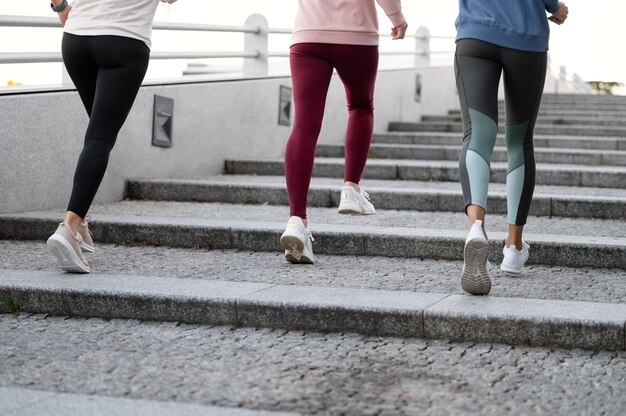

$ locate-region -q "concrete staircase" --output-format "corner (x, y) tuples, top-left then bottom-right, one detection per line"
(1, 93), (626, 351)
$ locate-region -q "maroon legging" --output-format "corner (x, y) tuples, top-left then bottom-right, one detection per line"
(285, 42), (379, 219)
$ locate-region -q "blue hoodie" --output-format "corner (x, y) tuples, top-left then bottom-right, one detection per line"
(456, 0), (560, 52)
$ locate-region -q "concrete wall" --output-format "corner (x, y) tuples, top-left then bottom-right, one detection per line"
(0, 66), (458, 214)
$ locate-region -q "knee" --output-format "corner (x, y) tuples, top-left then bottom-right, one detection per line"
(347, 100), (374, 112)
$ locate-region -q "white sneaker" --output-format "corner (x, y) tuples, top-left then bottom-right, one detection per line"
(47, 223), (90, 273)
(280, 216), (315, 264)
(461, 220), (491, 295)
(500, 242), (530, 274)
(337, 185), (375, 215)
(78, 215), (95, 253)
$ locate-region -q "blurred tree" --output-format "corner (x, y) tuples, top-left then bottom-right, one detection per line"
(587, 81), (624, 95)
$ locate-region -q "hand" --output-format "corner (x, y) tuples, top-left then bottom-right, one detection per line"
(391, 21), (408, 40)
(57, 4), (71, 26)
(549, 2), (568, 25)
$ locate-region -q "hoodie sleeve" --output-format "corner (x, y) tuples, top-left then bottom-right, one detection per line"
(544, 0), (560, 14)
(377, 0), (406, 27)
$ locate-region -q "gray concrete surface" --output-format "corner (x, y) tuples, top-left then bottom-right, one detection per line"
(373, 132), (626, 151)
(1, 202), (624, 268)
(1, 270), (626, 350)
(0, 68), (437, 215)
(126, 176), (626, 220)
(316, 143), (626, 166)
(1, 241), (625, 304)
(0, 387), (292, 416)
(129, 175), (626, 198)
(225, 158), (626, 188)
(388, 121), (626, 137)
(1, 314), (625, 414)
(422, 114), (626, 127)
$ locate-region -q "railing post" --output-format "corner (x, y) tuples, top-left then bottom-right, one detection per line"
(414, 26), (430, 67)
(61, 66), (74, 87)
(244, 14), (268, 76)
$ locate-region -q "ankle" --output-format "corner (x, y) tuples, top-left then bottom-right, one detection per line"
(63, 212), (83, 235)
(506, 239), (523, 250)
(344, 181), (360, 192)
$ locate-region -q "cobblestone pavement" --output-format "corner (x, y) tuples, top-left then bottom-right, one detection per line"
(1, 242), (625, 304)
(1, 314), (625, 415)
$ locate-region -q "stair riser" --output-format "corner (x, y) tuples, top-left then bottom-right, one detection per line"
(389, 122), (626, 138)
(316, 146), (626, 166)
(1, 217), (623, 269)
(373, 134), (626, 151)
(127, 181), (626, 220)
(423, 115), (626, 127)
(225, 161), (626, 189)
(4, 271), (625, 350)
(452, 110), (626, 117)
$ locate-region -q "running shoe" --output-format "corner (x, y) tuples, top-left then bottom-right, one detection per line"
(78, 215), (95, 253)
(337, 185), (375, 215)
(461, 220), (491, 295)
(47, 222), (90, 273)
(500, 242), (530, 274)
(280, 216), (315, 264)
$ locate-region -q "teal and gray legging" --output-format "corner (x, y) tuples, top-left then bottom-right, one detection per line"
(455, 38), (547, 226)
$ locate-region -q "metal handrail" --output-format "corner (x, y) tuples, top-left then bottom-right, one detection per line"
(0, 15), (453, 67)
(0, 15), (259, 33)
(0, 51), (259, 64)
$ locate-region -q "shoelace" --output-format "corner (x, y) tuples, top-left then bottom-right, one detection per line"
(307, 232), (315, 243)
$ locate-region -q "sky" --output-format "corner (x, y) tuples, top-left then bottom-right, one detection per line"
(1, 0), (625, 88)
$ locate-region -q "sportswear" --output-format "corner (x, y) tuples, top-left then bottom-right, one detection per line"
(293, 0), (405, 46)
(63, 0), (161, 48)
(455, 0), (560, 52)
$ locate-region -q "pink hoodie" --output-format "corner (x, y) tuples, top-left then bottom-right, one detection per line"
(292, 0), (405, 46)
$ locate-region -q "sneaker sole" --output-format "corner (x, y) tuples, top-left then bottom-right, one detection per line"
(285, 250), (301, 264)
(461, 238), (491, 295)
(47, 235), (90, 274)
(285, 252), (315, 264)
(500, 254), (529, 275)
(280, 234), (304, 253)
(500, 263), (523, 275)
(281, 234), (305, 264)
(338, 203), (375, 216)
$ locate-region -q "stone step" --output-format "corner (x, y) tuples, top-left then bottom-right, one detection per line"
(540, 93), (626, 102)
(2, 269), (626, 351)
(513, 102), (626, 111)
(388, 122), (626, 138)
(535, 104), (626, 111)
(423, 114), (626, 127)
(373, 132), (626, 151)
(225, 158), (626, 188)
(543, 92), (626, 98)
(0, 387), (287, 416)
(449, 109), (626, 118)
(3, 310), (626, 413)
(316, 143), (626, 166)
(1, 205), (624, 268)
(4, 240), (624, 305)
(126, 176), (626, 220)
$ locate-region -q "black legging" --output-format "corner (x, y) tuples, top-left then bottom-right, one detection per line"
(62, 33), (150, 219)
(455, 39), (547, 226)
